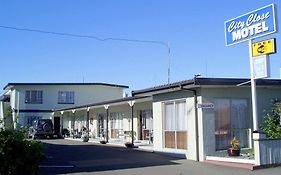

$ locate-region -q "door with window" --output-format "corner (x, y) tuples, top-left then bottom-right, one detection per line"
(54, 117), (61, 134)
(110, 112), (123, 139)
(164, 100), (187, 150)
(139, 109), (153, 141)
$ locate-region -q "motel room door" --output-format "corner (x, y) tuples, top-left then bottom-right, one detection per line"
(54, 116), (61, 134)
(138, 110), (153, 142)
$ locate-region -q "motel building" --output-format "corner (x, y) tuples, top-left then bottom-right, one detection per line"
(0, 82), (129, 131)
(2, 77), (281, 167)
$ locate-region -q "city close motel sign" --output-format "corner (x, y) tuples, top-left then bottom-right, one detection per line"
(224, 4), (277, 132)
(225, 4), (277, 46)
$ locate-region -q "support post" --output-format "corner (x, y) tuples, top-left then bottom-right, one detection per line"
(60, 111), (64, 136)
(128, 101), (135, 144)
(104, 105), (109, 143)
(72, 110), (76, 138)
(86, 107), (90, 136)
(249, 40), (259, 132)
(131, 105), (134, 144)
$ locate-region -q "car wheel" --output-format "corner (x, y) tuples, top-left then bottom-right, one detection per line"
(43, 123), (52, 132)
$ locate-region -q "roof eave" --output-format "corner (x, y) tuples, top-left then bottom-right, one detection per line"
(3, 83), (129, 90)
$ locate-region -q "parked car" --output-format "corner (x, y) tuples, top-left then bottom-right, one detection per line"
(29, 119), (54, 139)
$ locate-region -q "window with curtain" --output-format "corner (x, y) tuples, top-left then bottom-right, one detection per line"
(58, 91), (75, 104)
(164, 100), (187, 150)
(214, 98), (250, 150)
(25, 90), (43, 104)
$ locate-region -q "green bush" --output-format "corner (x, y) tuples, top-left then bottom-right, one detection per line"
(261, 99), (281, 139)
(0, 129), (46, 175)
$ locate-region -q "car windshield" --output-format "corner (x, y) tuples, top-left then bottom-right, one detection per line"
(37, 120), (51, 125)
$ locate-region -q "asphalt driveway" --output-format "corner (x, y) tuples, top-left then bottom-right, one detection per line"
(39, 139), (281, 175)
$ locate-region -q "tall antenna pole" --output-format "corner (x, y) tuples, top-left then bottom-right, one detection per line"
(167, 43), (171, 84)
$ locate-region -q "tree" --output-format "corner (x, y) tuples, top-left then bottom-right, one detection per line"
(3, 105), (13, 129)
(261, 99), (281, 138)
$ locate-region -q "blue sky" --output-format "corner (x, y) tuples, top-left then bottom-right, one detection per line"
(0, 0), (280, 94)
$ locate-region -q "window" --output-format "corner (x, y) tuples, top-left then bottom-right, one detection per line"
(164, 100), (187, 150)
(214, 99), (250, 150)
(25, 90), (43, 104)
(58, 91), (74, 104)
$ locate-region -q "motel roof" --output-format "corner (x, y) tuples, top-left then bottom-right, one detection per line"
(55, 95), (151, 112)
(132, 77), (281, 96)
(4, 82), (129, 90)
(54, 77), (281, 112)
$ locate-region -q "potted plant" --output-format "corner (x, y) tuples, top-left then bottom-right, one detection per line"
(81, 127), (89, 142)
(99, 132), (107, 144)
(227, 137), (240, 156)
(82, 134), (89, 142)
(100, 140), (107, 144)
(124, 141), (134, 148)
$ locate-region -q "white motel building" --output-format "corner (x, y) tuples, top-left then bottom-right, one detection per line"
(1, 77), (281, 166)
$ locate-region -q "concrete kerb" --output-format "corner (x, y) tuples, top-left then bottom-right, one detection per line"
(64, 137), (155, 153)
(64, 137), (189, 160)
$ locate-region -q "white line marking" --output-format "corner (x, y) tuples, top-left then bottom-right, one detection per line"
(39, 165), (74, 168)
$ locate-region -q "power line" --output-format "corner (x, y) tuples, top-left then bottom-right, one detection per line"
(0, 25), (171, 83)
(0, 25), (169, 47)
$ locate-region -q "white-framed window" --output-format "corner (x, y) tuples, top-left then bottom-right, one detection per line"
(58, 91), (75, 104)
(25, 90), (43, 104)
(214, 98), (250, 150)
(163, 100), (187, 150)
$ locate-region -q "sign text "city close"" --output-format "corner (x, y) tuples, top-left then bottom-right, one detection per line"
(225, 4), (276, 46)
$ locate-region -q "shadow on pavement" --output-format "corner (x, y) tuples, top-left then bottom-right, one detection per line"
(40, 139), (182, 175)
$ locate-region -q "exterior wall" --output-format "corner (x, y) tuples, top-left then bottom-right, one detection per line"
(153, 102), (163, 150)
(0, 101), (4, 128)
(152, 90), (194, 157)
(12, 85), (124, 110)
(151, 86), (281, 161)
(186, 96), (197, 160)
(7, 85), (125, 128)
(17, 112), (52, 127)
(200, 86), (281, 160)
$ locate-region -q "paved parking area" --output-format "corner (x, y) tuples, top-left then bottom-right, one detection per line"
(40, 139), (281, 175)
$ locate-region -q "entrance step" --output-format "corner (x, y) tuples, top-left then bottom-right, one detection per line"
(205, 156), (256, 170)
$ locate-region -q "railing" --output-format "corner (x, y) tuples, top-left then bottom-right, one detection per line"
(255, 138), (281, 165)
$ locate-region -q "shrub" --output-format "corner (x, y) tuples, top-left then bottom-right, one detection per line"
(261, 99), (281, 138)
(0, 129), (46, 175)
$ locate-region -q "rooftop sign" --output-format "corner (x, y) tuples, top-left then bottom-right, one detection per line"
(225, 4), (277, 46)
